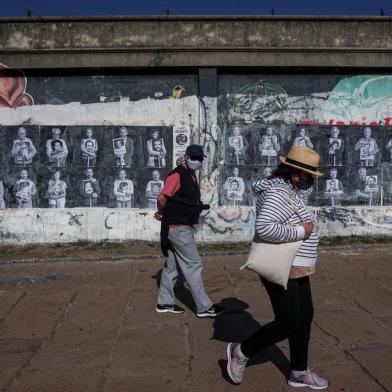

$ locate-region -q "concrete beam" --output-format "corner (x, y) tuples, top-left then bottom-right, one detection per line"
(1, 16), (392, 69)
(1, 48), (392, 69)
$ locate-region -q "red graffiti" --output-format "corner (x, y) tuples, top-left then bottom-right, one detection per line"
(302, 117), (392, 127)
(0, 63), (34, 109)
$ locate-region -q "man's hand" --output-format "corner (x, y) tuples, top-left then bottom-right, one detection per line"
(154, 211), (163, 221)
(299, 221), (314, 240)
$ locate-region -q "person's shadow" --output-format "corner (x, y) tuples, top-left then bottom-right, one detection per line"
(211, 297), (290, 384)
(151, 273), (290, 384)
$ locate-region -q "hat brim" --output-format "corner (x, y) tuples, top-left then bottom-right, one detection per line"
(279, 156), (324, 177)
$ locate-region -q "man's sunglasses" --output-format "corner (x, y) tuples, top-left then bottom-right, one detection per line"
(189, 155), (204, 162)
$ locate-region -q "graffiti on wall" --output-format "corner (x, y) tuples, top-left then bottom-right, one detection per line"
(3, 65), (392, 240)
(0, 64), (201, 212)
(0, 63), (34, 109)
(200, 73), (392, 235)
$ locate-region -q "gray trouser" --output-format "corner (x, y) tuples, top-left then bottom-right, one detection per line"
(157, 226), (213, 313)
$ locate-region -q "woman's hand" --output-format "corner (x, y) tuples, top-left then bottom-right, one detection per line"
(299, 221), (314, 239)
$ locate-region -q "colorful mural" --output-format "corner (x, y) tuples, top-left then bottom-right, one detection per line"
(2, 65), (392, 242)
(0, 63), (34, 109)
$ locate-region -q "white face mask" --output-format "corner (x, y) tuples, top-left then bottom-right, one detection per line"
(187, 159), (202, 171)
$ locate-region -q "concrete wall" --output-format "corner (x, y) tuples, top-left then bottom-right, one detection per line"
(1, 16), (392, 68)
(1, 16), (392, 244)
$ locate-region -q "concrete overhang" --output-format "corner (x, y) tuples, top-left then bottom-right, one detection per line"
(1, 15), (391, 69)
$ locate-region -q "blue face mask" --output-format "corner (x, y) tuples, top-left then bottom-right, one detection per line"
(187, 159), (202, 171)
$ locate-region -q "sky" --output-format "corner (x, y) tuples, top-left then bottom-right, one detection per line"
(1, 0), (391, 17)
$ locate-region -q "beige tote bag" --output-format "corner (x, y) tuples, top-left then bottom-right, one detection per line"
(240, 192), (305, 289)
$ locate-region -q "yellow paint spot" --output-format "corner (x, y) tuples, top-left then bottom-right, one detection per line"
(172, 85), (185, 99)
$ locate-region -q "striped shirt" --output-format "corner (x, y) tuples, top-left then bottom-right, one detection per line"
(252, 178), (318, 268)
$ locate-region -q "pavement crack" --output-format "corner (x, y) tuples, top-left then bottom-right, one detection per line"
(94, 270), (139, 392)
(312, 319), (340, 346)
(0, 291), (26, 334)
(344, 349), (391, 392)
(183, 319), (194, 392)
(223, 265), (240, 299)
(374, 277), (392, 293)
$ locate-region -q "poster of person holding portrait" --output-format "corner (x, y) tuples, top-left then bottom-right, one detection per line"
(13, 169), (36, 208)
(147, 129), (167, 168)
(228, 124), (248, 165)
(81, 128), (98, 167)
(258, 126), (280, 165)
(223, 167), (245, 206)
(47, 170), (67, 208)
(327, 126), (345, 166)
(79, 168), (101, 207)
(113, 169), (134, 208)
(113, 127), (134, 168)
(145, 170), (164, 208)
(11, 127), (37, 166)
(46, 128), (68, 168)
(354, 127), (379, 167)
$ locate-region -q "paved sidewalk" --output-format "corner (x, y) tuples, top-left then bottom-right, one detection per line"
(0, 246), (391, 392)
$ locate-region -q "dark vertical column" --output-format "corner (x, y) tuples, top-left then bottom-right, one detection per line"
(198, 68), (218, 98)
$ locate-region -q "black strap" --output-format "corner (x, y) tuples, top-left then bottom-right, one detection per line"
(285, 157), (317, 172)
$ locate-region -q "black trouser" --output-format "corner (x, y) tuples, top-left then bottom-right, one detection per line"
(241, 276), (314, 371)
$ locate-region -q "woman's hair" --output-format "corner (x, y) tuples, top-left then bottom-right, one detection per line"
(269, 163), (297, 182)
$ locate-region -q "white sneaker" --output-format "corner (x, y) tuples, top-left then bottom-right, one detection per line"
(226, 343), (248, 384)
(288, 368), (329, 389)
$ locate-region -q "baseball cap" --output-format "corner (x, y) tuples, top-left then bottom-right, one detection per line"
(185, 144), (206, 157)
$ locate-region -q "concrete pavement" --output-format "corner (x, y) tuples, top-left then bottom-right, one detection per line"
(0, 245), (391, 392)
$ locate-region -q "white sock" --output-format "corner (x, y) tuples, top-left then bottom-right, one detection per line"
(292, 369), (308, 377)
(234, 344), (248, 360)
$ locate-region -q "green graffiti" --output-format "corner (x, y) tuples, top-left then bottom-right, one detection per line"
(325, 75), (392, 124)
(230, 80), (289, 123)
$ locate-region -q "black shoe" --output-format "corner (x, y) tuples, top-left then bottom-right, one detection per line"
(156, 304), (185, 314)
(196, 304), (225, 318)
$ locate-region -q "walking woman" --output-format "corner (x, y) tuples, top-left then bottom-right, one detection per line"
(226, 146), (328, 389)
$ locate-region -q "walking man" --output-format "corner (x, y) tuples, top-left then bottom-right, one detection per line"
(154, 144), (225, 318)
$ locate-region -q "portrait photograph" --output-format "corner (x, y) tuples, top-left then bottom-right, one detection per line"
(40, 126), (69, 168)
(111, 127), (136, 168)
(225, 123), (251, 165)
(220, 166), (251, 206)
(12, 140), (35, 166)
(47, 171), (67, 208)
(144, 169), (165, 209)
(353, 126), (381, 167)
(325, 179), (341, 195)
(146, 129), (167, 168)
(7, 126), (39, 168)
(252, 125), (282, 166)
(365, 175), (378, 193)
(113, 138), (126, 155)
(83, 180), (94, 195)
(11, 169), (37, 208)
(143, 127), (172, 169)
(312, 126), (346, 167)
(113, 171), (134, 208)
(292, 128), (314, 149)
(78, 168), (101, 207)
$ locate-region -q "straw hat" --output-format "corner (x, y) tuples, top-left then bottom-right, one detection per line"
(279, 146), (323, 177)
